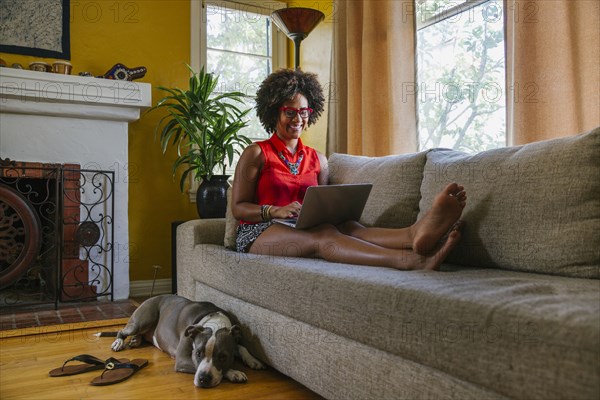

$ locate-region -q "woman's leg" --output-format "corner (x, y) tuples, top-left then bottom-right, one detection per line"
(336, 183), (467, 254)
(248, 222), (462, 271)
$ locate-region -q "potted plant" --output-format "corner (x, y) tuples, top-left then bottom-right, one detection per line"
(150, 66), (252, 218)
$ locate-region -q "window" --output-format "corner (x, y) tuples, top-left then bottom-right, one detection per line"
(190, 0), (286, 197)
(416, 0), (506, 153)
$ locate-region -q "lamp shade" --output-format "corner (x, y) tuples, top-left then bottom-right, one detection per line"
(271, 7), (325, 40)
(271, 7), (325, 69)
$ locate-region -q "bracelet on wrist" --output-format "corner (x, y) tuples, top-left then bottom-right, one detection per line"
(260, 205), (267, 221)
(261, 205), (273, 222)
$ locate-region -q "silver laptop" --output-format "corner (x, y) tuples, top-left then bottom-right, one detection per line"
(273, 183), (373, 230)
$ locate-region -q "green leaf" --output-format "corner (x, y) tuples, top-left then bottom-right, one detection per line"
(151, 64), (252, 192)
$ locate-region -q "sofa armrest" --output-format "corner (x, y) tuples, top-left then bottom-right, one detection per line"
(176, 219), (226, 298)
(177, 219), (226, 248)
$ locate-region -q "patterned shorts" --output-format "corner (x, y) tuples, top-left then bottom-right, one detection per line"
(235, 222), (273, 253)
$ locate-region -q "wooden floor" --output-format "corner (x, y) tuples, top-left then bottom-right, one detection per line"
(0, 321), (323, 400)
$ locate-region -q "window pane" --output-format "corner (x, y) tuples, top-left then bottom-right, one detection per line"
(207, 49), (269, 96)
(205, 2), (275, 144)
(242, 98), (269, 140)
(206, 4), (271, 56)
(417, 1), (505, 152)
(207, 48), (270, 141)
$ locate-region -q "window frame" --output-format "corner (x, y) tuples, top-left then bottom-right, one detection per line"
(416, 0), (493, 30)
(189, 0), (287, 200)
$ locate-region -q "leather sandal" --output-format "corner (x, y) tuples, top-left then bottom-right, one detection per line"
(90, 358), (148, 386)
(49, 354), (130, 377)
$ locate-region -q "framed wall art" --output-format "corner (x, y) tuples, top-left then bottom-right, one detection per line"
(0, 0), (70, 59)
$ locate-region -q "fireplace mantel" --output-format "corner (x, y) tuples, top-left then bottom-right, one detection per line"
(0, 68), (152, 300)
(0, 68), (151, 121)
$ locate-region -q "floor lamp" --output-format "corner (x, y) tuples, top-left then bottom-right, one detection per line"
(271, 7), (325, 70)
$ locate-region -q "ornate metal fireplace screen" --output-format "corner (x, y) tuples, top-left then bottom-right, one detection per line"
(0, 160), (115, 308)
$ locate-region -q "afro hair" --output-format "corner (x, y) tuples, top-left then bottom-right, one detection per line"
(255, 69), (325, 133)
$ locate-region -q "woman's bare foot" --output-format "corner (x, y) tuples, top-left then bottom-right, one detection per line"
(411, 183), (466, 255)
(396, 223), (463, 270)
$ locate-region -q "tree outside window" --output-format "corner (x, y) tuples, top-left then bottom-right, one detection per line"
(416, 0), (506, 153)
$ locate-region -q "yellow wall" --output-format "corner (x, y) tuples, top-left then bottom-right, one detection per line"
(1, 1), (198, 283)
(1, 0), (333, 287)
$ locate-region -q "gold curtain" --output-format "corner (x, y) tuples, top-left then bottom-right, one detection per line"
(505, 0), (600, 144)
(327, 0), (418, 156)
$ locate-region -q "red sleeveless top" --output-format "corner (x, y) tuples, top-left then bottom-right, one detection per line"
(243, 134), (320, 224)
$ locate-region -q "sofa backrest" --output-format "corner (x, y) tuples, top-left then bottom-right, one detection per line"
(225, 127), (599, 279)
(328, 152), (427, 228)
(418, 127), (600, 279)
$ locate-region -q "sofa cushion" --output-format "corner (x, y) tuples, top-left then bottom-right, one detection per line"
(180, 242), (600, 400)
(418, 127), (600, 279)
(328, 152), (427, 228)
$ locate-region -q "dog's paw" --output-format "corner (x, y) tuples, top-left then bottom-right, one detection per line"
(238, 345), (266, 370)
(245, 357), (266, 370)
(175, 365), (196, 374)
(225, 369), (248, 383)
(111, 338), (125, 351)
(174, 360), (196, 374)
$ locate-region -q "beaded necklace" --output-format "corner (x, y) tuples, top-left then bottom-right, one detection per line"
(278, 151), (304, 175)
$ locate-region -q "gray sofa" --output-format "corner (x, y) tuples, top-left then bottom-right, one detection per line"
(177, 127), (599, 400)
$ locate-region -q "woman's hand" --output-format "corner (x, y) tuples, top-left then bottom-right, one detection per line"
(270, 201), (302, 219)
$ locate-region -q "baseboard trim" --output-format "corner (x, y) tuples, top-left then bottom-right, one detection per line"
(129, 278), (172, 298)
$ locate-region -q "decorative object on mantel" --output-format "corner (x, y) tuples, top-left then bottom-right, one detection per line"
(100, 63), (147, 81)
(270, 7), (325, 70)
(0, 59), (69, 71)
(52, 60), (72, 74)
(29, 61), (51, 72)
(148, 65), (251, 218)
(79, 71), (93, 77)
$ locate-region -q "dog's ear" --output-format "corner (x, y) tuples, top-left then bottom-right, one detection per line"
(185, 325), (204, 338)
(230, 325), (242, 342)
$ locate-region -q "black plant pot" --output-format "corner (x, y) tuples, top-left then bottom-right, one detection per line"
(196, 175), (230, 219)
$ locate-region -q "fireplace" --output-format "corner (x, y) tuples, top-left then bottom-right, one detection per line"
(1, 160), (115, 306)
(0, 68), (151, 302)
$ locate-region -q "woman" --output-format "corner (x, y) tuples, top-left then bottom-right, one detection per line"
(232, 69), (466, 270)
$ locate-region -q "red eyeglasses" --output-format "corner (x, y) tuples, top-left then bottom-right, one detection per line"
(279, 106), (313, 119)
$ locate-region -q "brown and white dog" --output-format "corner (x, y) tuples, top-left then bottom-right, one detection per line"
(99, 295), (265, 387)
